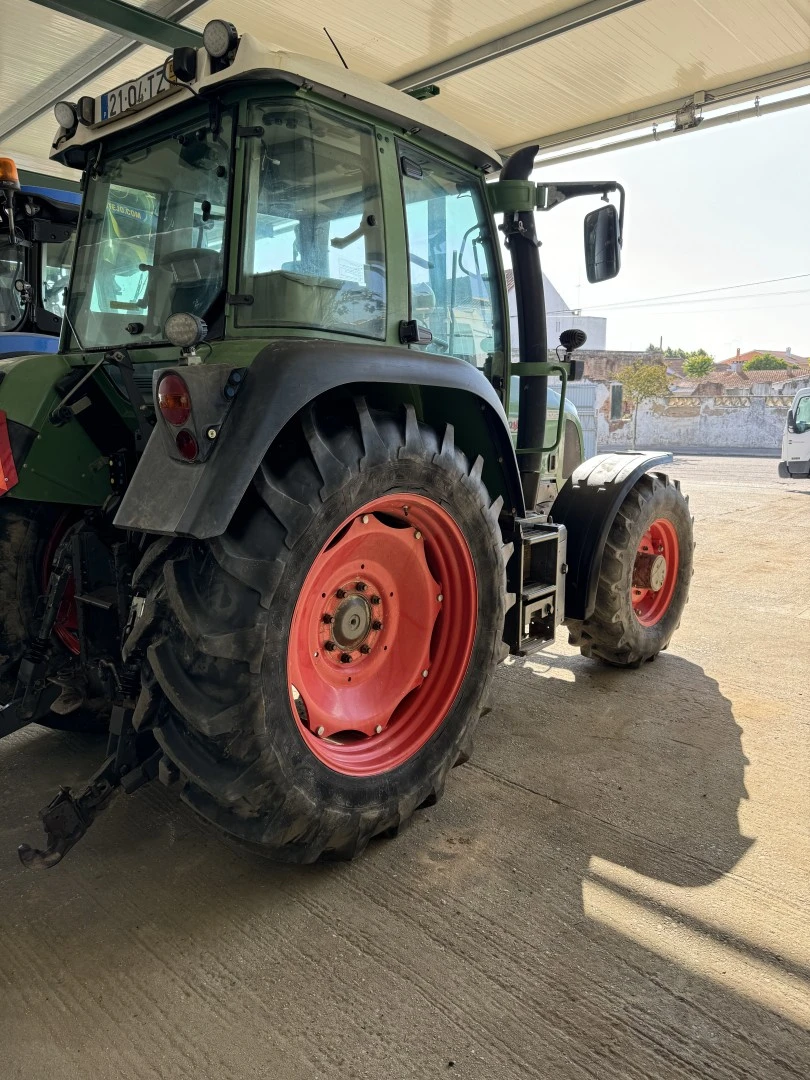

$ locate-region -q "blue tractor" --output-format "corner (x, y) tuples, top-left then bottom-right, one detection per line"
(0, 157), (80, 359)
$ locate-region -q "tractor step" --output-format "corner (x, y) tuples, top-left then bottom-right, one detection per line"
(504, 515), (567, 657)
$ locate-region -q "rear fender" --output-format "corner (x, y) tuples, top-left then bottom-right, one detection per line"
(114, 339), (524, 537)
(550, 451), (673, 621)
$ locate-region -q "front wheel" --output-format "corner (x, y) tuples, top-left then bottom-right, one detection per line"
(127, 399), (509, 862)
(567, 472), (693, 666)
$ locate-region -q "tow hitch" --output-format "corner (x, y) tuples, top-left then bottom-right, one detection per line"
(18, 698), (160, 870)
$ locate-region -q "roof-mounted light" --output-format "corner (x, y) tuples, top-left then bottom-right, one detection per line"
(53, 100), (78, 133)
(0, 157), (20, 191)
(203, 19), (238, 59)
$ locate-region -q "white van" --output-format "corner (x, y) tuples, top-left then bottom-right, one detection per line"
(779, 387), (810, 477)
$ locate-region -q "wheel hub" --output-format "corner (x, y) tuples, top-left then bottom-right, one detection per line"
(331, 592), (372, 649)
(632, 553), (667, 592)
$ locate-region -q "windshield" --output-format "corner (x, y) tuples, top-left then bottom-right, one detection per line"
(67, 113), (232, 350)
(42, 235), (75, 320)
(0, 241), (25, 331)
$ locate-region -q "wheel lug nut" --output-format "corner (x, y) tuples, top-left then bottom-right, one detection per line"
(414, 529), (422, 540)
(422, 669), (429, 678)
(359, 644), (371, 654)
(324, 641), (336, 651)
(317, 725), (325, 737)
(322, 613), (333, 624)
(336, 588), (346, 599)
(370, 594), (381, 605)
(355, 581), (367, 591)
(340, 653), (352, 664)
(375, 725), (383, 734)
(372, 620), (383, 631)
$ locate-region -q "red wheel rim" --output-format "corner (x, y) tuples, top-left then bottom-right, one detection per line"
(631, 517), (679, 627)
(42, 514), (80, 656)
(287, 494), (477, 777)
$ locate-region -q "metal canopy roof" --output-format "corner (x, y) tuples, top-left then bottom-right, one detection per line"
(2, 0), (809, 180)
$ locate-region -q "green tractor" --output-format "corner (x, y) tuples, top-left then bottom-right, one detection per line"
(0, 24), (693, 867)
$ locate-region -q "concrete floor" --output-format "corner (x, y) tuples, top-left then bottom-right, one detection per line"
(1, 455), (808, 1079)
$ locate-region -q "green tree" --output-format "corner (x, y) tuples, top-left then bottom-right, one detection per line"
(683, 355), (714, 378)
(682, 349), (715, 378)
(664, 345), (687, 358)
(618, 360), (671, 449)
(742, 352), (791, 371)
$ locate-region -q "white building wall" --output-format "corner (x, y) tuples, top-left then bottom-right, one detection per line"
(507, 273), (607, 359)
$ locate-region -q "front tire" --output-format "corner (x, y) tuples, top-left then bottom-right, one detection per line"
(127, 399), (509, 862)
(567, 472), (693, 666)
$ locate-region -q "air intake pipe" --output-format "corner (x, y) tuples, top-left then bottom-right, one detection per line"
(501, 145), (546, 510)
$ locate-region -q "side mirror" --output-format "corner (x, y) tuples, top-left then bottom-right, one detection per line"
(584, 203), (621, 283)
(787, 409), (796, 433)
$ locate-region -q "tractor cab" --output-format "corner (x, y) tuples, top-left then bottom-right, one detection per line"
(0, 158), (80, 359)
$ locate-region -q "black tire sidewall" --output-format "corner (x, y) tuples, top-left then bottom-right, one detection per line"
(606, 481), (693, 655)
(256, 455), (502, 814)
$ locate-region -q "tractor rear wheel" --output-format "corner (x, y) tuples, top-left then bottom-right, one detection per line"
(0, 500), (104, 730)
(126, 399), (509, 862)
(567, 472), (693, 667)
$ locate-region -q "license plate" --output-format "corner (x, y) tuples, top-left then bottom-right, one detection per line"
(99, 60), (178, 123)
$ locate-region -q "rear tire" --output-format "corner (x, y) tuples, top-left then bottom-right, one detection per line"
(0, 499), (104, 731)
(567, 472), (693, 667)
(126, 399), (510, 862)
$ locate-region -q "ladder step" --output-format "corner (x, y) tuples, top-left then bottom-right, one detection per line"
(74, 586), (117, 611)
(521, 528), (558, 546)
(521, 582), (556, 604)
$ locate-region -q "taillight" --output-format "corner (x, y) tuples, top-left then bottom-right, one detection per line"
(175, 429), (199, 461)
(157, 373), (191, 426)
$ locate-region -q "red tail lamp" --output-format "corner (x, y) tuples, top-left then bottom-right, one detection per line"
(175, 429), (199, 461)
(157, 373), (191, 426)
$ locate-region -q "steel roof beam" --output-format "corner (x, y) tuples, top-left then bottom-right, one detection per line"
(0, 0), (207, 143)
(30, 0), (203, 51)
(499, 60), (810, 158)
(390, 0), (649, 92)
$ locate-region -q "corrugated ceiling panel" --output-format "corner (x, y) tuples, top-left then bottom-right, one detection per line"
(430, 0), (810, 149)
(1, 0), (808, 175)
(183, 0), (574, 83)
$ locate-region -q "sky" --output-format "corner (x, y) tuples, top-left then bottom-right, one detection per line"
(529, 102), (810, 363)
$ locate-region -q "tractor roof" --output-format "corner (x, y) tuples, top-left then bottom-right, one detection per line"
(50, 33), (502, 173)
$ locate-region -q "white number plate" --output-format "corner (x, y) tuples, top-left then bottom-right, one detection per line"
(99, 60), (178, 123)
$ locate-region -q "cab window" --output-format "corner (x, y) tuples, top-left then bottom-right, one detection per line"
(794, 395), (810, 430)
(238, 103), (385, 338)
(399, 146), (501, 368)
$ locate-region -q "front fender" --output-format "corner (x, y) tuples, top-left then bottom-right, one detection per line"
(114, 339), (524, 537)
(550, 451), (673, 621)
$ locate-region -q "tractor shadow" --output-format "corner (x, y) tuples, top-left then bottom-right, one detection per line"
(1, 652), (808, 1077)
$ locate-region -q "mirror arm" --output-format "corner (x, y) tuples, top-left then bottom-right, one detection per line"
(538, 181), (625, 242)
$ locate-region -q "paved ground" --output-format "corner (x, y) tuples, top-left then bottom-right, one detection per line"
(1, 456), (808, 1079)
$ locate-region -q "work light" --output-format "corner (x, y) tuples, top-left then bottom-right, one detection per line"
(203, 20), (238, 59)
(164, 312), (208, 349)
(53, 101), (78, 133)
